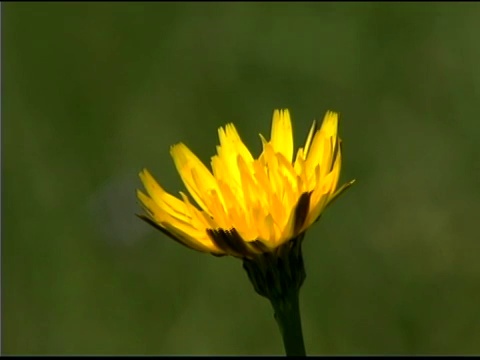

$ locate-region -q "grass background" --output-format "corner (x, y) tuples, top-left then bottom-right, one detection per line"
(3, 2), (480, 355)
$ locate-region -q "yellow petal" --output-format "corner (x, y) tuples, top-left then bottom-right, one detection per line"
(177, 191), (216, 230)
(303, 119), (317, 157)
(319, 111), (338, 138)
(162, 221), (221, 254)
(306, 167), (338, 227)
(223, 123), (254, 164)
(139, 169), (189, 222)
(257, 213), (277, 247)
(137, 188), (220, 253)
(215, 123), (254, 186)
(305, 112), (338, 183)
(327, 142), (342, 196)
(270, 109), (294, 163)
(276, 152), (299, 195)
(137, 189), (165, 221)
(170, 143), (222, 213)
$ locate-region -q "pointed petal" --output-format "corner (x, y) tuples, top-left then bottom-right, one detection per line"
(326, 179), (356, 209)
(305, 112), (338, 182)
(136, 189), (167, 222)
(170, 143), (221, 213)
(270, 109), (294, 163)
(162, 221), (222, 254)
(139, 169), (190, 222)
(303, 119), (318, 157)
(136, 189), (221, 254)
(319, 111), (338, 138)
(215, 123), (254, 186)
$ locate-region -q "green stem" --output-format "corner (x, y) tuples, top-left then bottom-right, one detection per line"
(270, 290), (306, 357)
(241, 232), (307, 356)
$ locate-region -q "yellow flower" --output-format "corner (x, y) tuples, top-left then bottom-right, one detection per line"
(137, 109), (355, 258)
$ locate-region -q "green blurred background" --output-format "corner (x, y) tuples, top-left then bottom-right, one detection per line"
(4, 2), (480, 355)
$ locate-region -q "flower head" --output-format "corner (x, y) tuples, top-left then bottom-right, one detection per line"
(137, 109), (355, 259)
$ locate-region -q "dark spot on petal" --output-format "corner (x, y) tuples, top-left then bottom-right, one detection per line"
(249, 240), (270, 253)
(294, 192), (311, 234)
(207, 228), (253, 258)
